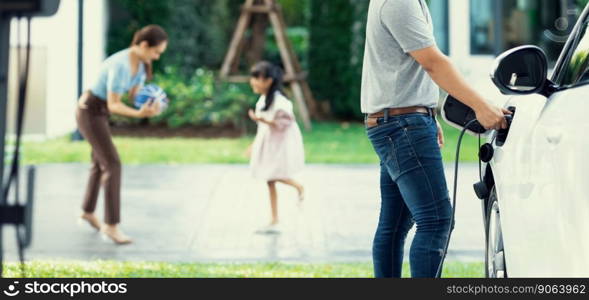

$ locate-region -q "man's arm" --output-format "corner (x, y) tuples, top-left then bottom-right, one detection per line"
(410, 46), (511, 130)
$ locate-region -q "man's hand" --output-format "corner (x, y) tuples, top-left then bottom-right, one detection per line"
(409, 46), (512, 131)
(436, 120), (445, 148)
(474, 101), (512, 130)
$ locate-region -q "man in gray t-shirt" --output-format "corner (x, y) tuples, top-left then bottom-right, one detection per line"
(361, 0), (438, 113)
(362, 0), (510, 278)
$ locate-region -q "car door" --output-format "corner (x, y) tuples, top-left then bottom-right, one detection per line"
(490, 92), (549, 278)
(494, 13), (589, 277)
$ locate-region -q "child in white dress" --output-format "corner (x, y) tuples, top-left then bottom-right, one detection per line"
(247, 61), (305, 233)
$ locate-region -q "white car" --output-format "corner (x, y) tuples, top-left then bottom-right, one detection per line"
(470, 4), (589, 278)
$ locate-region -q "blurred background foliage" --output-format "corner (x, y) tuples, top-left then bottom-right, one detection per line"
(107, 0), (369, 129)
(107, 0), (589, 130)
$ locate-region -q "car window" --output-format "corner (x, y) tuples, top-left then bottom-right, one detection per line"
(561, 21), (589, 87)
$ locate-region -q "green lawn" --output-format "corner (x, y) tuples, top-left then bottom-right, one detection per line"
(4, 261), (484, 278)
(22, 122), (482, 165)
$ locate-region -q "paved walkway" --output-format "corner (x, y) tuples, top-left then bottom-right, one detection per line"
(2, 163), (486, 263)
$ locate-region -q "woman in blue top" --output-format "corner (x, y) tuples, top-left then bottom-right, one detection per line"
(76, 25), (168, 244)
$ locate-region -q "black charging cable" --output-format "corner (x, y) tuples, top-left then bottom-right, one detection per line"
(0, 15), (32, 278)
(435, 115), (513, 278)
(435, 118), (480, 278)
(478, 135), (482, 182)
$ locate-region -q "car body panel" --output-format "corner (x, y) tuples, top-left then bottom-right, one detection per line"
(490, 85), (589, 277)
(491, 86), (589, 276)
(479, 1), (589, 278)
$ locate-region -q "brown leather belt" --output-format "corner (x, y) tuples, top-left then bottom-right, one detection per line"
(365, 106), (435, 128)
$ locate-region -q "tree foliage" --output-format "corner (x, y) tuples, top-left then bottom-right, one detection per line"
(309, 0), (368, 120)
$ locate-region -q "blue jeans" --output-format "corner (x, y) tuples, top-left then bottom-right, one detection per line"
(366, 113), (453, 278)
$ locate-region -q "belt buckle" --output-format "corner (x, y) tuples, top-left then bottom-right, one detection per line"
(426, 107), (436, 118)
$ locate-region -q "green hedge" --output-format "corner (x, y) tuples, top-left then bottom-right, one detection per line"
(111, 68), (256, 131)
(108, 0), (235, 77)
(309, 0), (368, 120)
(265, 27), (309, 70)
(108, 0), (311, 79)
(152, 69), (255, 129)
(107, 0), (313, 130)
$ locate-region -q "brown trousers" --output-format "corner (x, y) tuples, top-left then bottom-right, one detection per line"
(76, 92), (121, 225)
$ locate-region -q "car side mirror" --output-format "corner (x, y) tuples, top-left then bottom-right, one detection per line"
(491, 46), (549, 96)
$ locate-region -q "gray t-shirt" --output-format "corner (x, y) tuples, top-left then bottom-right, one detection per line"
(361, 0), (439, 114)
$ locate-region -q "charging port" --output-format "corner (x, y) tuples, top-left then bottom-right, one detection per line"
(495, 106), (516, 147)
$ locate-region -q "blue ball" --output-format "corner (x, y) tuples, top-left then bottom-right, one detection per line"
(134, 84), (168, 111)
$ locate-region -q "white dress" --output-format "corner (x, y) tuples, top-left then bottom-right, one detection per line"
(250, 92), (305, 180)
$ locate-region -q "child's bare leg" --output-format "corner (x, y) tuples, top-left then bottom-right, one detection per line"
(267, 181), (279, 224)
(276, 179), (304, 201)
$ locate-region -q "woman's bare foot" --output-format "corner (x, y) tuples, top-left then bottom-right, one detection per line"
(101, 225), (133, 245)
(79, 213), (102, 231)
